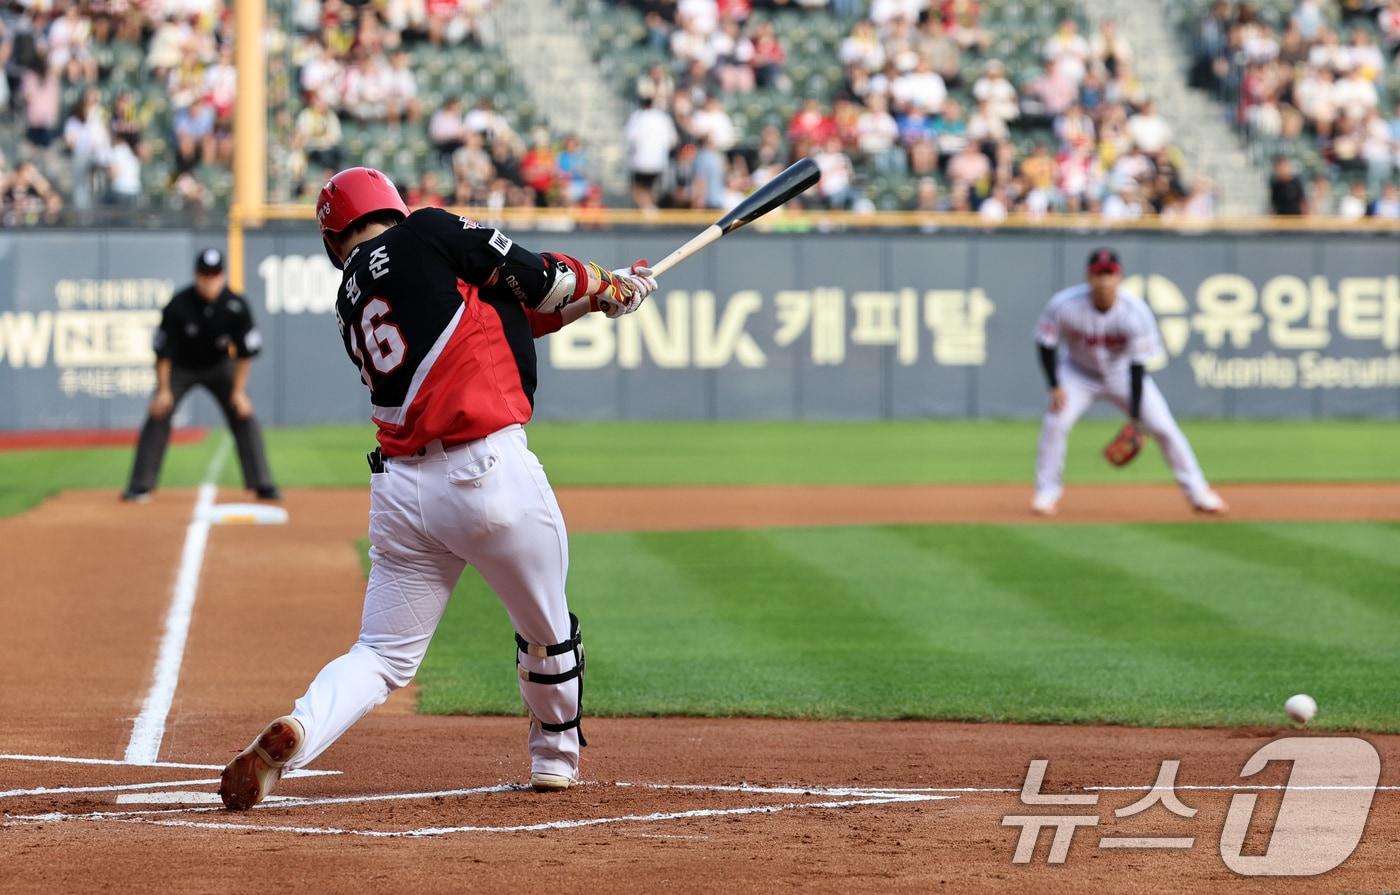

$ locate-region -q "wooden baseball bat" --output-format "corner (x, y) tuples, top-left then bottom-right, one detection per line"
(650, 158), (821, 277)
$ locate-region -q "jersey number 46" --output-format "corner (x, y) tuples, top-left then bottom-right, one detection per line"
(350, 297), (407, 385)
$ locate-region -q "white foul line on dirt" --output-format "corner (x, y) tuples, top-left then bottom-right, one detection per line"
(6, 778), (1395, 838)
(0, 753), (226, 770)
(124, 435), (229, 765)
(6, 793), (949, 838)
(0, 768), (335, 801)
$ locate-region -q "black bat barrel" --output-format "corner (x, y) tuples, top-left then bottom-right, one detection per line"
(715, 158), (821, 234)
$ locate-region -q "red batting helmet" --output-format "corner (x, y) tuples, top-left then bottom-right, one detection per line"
(316, 167), (408, 268)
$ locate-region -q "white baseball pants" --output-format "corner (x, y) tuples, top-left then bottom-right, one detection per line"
(1034, 364), (1212, 505)
(284, 424), (582, 780)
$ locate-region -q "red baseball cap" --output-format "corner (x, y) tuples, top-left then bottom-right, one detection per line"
(1087, 247), (1122, 274)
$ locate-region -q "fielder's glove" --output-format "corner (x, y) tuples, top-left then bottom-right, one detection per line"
(589, 259), (657, 318)
(1103, 422), (1144, 467)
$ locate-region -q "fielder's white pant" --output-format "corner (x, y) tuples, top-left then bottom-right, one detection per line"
(285, 424), (581, 779)
(1034, 364), (1212, 505)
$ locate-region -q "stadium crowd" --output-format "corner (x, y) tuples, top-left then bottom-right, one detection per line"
(1, 0), (234, 224)
(621, 0), (1217, 220)
(0, 0), (1396, 222)
(1188, 0), (1400, 217)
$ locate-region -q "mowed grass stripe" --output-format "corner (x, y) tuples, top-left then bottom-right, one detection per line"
(887, 525), (1281, 726)
(417, 522), (1400, 730)
(996, 524), (1400, 727)
(1254, 521), (1400, 574)
(760, 525), (1170, 723)
(3, 420), (1399, 517)
(1019, 523), (1400, 656)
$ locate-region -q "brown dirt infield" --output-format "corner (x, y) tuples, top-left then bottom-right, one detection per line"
(2, 484), (1398, 893)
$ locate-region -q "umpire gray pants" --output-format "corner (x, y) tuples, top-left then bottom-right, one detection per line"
(126, 360), (276, 494)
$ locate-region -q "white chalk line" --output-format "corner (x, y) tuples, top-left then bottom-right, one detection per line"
(36, 784), (524, 820)
(6, 793), (949, 839)
(124, 435), (230, 765)
(5, 775), (1395, 839)
(0, 768), (335, 800)
(0, 753), (225, 770)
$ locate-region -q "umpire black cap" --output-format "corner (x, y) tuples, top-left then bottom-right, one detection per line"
(195, 248), (225, 274)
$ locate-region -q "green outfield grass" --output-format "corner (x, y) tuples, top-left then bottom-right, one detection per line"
(418, 520), (1400, 731)
(7, 419), (1397, 731)
(1, 419), (1397, 516)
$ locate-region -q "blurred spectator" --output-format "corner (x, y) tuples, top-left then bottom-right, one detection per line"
(1308, 173), (1333, 216)
(1268, 156), (1306, 215)
(1383, 0), (1400, 54)
(693, 136), (728, 208)
(1372, 181), (1400, 218)
(1127, 100), (1172, 154)
(451, 131), (493, 202)
(428, 96), (467, 159)
(913, 176), (942, 212)
(463, 96), (516, 147)
(3, 160), (64, 225)
(1337, 179), (1369, 219)
(48, 3), (97, 83)
(64, 87), (112, 211)
(625, 96), (678, 209)
(406, 170), (446, 209)
(295, 93), (344, 172)
(660, 140), (700, 209)
(555, 134), (591, 206)
(108, 135), (144, 208)
(1090, 19), (1131, 80)
(636, 61), (677, 106)
(749, 20), (786, 89)
(20, 56), (60, 148)
(979, 183), (1009, 221)
(1043, 18), (1090, 83)
(856, 93), (902, 173)
(173, 96), (218, 172)
(942, 0), (988, 52)
(690, 94), (737, 152)
(813, 135), (855, 208)
(972, 60), (1018, 126)
(788, 97), (835, 145)
(713, 18), (755, 92)
(519, 129), (558, 205)
(384, 50), (422, 125)
(892, 58), (947, 115)
(1101, 180), (1144, 221)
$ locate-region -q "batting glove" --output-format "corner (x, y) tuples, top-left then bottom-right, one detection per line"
(590, 260), (656, 318)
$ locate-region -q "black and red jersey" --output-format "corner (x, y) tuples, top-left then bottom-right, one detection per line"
(332, 207), (568, 455)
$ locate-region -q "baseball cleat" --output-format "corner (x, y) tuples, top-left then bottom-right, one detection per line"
(219, 716), (304, 811)
(530, 772), (574, 793)
(1030, 494), (1059, 516)
(1193, 491), (1229, 515)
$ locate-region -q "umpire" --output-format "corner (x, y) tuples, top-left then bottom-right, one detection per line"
(122, 248), (280, 502)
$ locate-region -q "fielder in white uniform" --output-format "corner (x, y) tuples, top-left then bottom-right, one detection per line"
(1031, 248), (1226, 516)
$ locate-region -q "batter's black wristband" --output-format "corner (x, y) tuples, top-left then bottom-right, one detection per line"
(1038, 343), (1059, 389)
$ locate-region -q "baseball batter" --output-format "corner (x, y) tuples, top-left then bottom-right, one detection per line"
(1032, 248), (1226, 516)
(219, 167), (656, 809)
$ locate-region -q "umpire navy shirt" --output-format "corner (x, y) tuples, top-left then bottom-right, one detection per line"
(154, 286), (263, 369)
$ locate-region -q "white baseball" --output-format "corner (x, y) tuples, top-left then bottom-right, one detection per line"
(1285, 693), (1317, 724)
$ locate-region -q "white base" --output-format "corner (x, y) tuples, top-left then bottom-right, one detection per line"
(199, 503), (289, 526)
